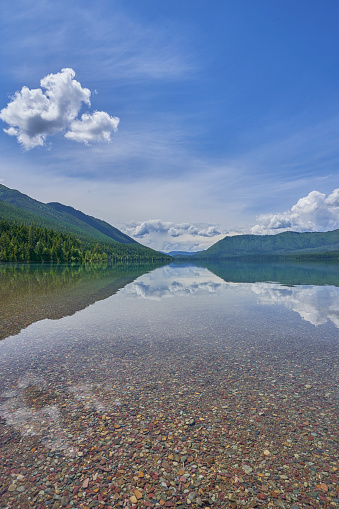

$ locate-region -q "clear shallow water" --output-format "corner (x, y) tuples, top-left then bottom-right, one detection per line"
(0, 262), (338, 379)
(0, 261), (338, 508)
(0, 261), (338, 421)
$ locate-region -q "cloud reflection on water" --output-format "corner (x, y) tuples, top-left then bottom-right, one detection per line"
(252, 283), (339, 328)
(121, 264), (225, 300)
(123, 265), (339, 328)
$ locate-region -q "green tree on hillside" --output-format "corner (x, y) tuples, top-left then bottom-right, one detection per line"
(0, 220), (171, 263)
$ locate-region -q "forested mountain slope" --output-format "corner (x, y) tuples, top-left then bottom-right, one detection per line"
(0, 184), (134, 244)
(0, 184), (171, 262)
(190, 230), (339, 260)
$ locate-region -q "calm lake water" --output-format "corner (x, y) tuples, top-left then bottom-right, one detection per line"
(0, 261), (338, 508)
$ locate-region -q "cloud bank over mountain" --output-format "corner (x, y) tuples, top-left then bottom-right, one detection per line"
(0, 68), (119, 149)
(252, 188), (339, 235)
(125, 219), (223, 238)
(122, 219), (226, 252)
(122, 188), (339, 252)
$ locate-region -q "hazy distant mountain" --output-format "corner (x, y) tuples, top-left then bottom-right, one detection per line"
(166, 250), (202, 256)
(0, 184), (171, 261)
(189, 230), (339, 260)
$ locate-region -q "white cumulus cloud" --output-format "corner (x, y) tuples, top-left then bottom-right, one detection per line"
(65, 111), (119, 145)
(0, 68), (119, 149)
(251, 188), (339, 234)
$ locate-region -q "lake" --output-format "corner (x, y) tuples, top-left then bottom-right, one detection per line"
(0, 261), (338, 509)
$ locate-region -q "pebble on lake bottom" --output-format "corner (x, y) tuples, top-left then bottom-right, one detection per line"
(0, 324), (338, 509)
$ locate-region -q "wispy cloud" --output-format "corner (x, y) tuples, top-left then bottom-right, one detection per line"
(0, 1), (195, 84)
(0, 68), (119, 149)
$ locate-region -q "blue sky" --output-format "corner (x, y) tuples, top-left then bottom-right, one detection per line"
(1, 0), (339, 251)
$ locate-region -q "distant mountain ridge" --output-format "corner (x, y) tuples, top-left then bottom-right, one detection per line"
(166, 250), (201, 256)
(188, 230), (339, 260)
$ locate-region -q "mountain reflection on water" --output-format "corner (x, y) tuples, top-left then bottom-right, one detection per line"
(0, 262), (162, 341)
(1, 260), (339, 342)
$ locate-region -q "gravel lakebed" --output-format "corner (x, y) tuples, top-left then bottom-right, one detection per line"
(0, 330), (338, 509)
